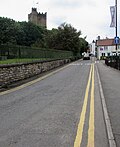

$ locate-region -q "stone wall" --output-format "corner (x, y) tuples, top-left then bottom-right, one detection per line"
(0, 59), (70, 88)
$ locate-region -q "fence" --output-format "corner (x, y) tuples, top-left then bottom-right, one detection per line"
(0, 45), (74, 60)
(105, 56), (120, 70)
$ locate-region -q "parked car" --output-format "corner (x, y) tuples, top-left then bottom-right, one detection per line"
(83, 53), (90, 60)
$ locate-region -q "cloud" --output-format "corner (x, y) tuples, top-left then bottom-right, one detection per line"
(0, 0), (120, 42)
(49, 16), (67, 26)
(46, 0), (118, 42)
(49, 0), (81, 7)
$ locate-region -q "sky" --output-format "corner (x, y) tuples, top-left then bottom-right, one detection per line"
(0, 0), (120, 43)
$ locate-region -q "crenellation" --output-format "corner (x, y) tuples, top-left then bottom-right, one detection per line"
(28, 8), (47, 27)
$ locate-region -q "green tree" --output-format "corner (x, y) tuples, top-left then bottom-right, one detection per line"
(44, 29), (59, 48)
(79, 37), (89, 55)
(0, 17), (17, 45)
(18, 22), (46, 46)
(47, 23), (82, 56)
(0, 17), (88, 56)
(58, 23), (81, 54)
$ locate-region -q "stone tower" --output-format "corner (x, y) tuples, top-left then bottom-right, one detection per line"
(28, 8), (47, 28)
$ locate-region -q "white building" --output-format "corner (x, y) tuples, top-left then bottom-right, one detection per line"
(96, 38), (120, 59)
(89, 40), (96, 56)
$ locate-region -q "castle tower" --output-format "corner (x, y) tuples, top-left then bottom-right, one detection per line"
(28, 8), (47, 28)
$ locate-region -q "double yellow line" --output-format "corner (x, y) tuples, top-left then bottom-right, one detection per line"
(74, 64), (94, 147)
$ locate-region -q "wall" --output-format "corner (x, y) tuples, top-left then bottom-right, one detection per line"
(97, 45), (120, 59)
(89, 42), (96, 56)
(0, 59), (70, 88)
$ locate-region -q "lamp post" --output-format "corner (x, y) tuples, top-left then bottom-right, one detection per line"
(115, 0), (118, 55)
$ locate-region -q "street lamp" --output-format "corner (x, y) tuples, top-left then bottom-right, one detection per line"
(115, 0), (118, 55)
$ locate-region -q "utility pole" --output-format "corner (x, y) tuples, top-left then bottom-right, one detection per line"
(115, 0), (118, 55)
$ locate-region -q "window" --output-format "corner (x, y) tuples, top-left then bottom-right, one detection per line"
(104, 46), (108, 50)
(102, 53), (105, 56)
(118, 45), (120, 49)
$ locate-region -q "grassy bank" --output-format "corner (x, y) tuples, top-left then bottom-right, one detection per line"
(0, 58), (51, 64)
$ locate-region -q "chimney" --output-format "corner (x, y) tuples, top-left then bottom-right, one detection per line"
(98, 36), (100, 40)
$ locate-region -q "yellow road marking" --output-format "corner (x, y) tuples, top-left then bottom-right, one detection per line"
(74, 65), (93, 147)
(87, 64), (94, 147)
(0, 64), (70, 96)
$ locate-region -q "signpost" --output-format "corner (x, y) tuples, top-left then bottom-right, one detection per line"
(114, 36), (119, 44)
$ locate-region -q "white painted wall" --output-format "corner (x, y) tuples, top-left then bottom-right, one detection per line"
(97, 45), (120, 59)
(89, 42), (96, 56)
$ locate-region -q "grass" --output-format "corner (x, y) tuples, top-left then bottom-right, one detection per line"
(0, 58), (51, 65)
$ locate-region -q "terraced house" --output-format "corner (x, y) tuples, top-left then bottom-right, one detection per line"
(96, 37), (120, 59)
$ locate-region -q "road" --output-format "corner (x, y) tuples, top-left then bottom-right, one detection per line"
(0, 59), (109, 147)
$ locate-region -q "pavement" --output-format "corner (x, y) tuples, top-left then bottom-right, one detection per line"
(97, 61), (120, 147)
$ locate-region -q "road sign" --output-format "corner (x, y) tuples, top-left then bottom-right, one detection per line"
(114, 36), (119, 44)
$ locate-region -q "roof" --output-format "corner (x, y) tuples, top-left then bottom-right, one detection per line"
(96, 38), (120, 46)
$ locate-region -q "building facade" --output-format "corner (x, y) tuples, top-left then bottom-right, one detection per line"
(96, 38), (120, 59)
(89, 40), (96, 56)
(28, 8), (47, 28)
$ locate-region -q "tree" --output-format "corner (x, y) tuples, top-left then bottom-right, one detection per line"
(0, 17), (88, 56)
(44, 23), (89, 56)
(0, 17), (17, 45)
(79, 37), (89, 55)
(44, 29), (59, 48)
(46, 23), (82, 55)
(18, 22), (46, 46)
(0, 17), (47, 46)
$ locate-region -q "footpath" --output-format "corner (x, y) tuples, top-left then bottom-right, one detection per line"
(97, 61), (120, 147)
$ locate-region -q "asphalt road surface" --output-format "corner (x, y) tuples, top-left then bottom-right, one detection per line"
(0, 59), (109, 147)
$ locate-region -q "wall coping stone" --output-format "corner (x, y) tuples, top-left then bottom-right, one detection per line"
(0, 58), (68, 68)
